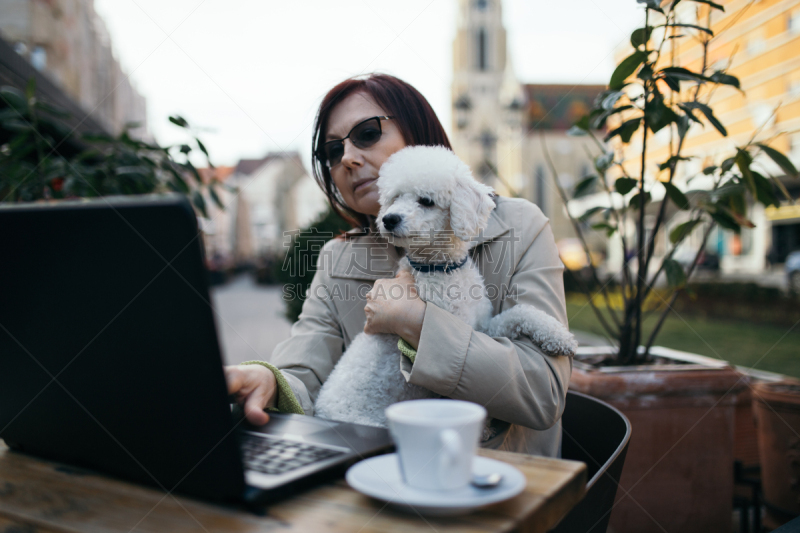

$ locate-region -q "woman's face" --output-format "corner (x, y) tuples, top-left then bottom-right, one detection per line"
(325, 91), (407, 217)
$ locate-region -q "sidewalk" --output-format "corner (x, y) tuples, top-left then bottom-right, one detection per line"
(210, 274), (292, 366)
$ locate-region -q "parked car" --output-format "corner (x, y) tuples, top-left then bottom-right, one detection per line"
(786, 251), (800, 294)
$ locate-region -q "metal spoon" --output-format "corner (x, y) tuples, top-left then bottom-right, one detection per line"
(471, 472), (503, 489)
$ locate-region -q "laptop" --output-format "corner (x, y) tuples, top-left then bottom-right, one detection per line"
(0, 194), (393, 506)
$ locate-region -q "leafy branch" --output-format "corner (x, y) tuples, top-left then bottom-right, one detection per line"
(554, 0), (796, 364)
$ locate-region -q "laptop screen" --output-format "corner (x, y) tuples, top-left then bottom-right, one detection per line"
(0, 195), (247, 502)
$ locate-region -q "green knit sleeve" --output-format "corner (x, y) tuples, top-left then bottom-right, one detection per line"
(397, 338), (417, 364)
(240, 360), (305, 415)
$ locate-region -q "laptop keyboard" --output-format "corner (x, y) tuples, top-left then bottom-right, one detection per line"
(240, 432), (346, 476)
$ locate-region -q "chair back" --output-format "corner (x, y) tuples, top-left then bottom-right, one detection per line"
(550, 390), (631, 533)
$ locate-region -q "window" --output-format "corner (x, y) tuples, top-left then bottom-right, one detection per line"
(13, 41), (28, 57)
(477, 28), (487, 71)
(30, 46), (46, 71)
(787, 78), (800, 98)
(746, 35), (766, 56)
(788, 11), (800, 34)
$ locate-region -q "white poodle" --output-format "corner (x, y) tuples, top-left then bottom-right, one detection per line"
(314, 146), (576, 429)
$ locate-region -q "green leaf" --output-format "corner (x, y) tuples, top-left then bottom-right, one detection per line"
(664, 23), (714, 36)
(179, 144), (192, 154)
(664, 182), (690, 209)
(629, 191), (651, 209)
(567, 125), (588, 137)
(677, 105), (703, 127)
(574, 175), (598, 198)
(670, 219), (701, 244)
(631, 26), (653, 48)
(169, 115), (189, 128)
(659, 67), (710, 85)
(659, 155), (692, 171)
(579, 206), (605, 222)
(646, 97), (679, 133)
(681, 102), (727, 136)
(661, 73), (680, 92)
(601, 91), (626, 110)
(209, 185), (224, 210)
(638, 64), (654, 82)
(2, 118), (32, 131)
(664, 259), (687, 289)
(677, 113), (691, 141)
(568, 115), (590, 136)
(756, 143), (798, 177)
(709, 71), (740, 89)
(192, 190), (208, 218)
(590, 104), (633, 130)
(605, 117), (641, 143)
(637, 0), (664, 12)
(0, 86), (29, 112)
(592, 222), (617, 237)
(615, 177), (638, 195)
(703, 165), (717, 175)
(185, 160), (203, 184)
(736, 149), (755, 194)
(595, 151), (614, 172)
(752, 171), (780, 207)
(25, 77), (36, 100)
(722, 203), (755, 228)
(720, 157), (735, 173)
(196, 138), (210, 158)
(709, 207), (742, 233)
(610, 51), (647, 90)
(688, 0), (724, 11)
(771, 175), (793, 202)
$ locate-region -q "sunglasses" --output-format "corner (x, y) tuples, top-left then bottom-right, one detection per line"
(317, 116), (394, 169)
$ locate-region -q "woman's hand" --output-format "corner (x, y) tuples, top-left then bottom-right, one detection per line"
(225, 365), (277, 425)
(364, 270), (426, 348)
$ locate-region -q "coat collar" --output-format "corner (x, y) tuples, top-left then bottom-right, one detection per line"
(329, 205), (511, 280)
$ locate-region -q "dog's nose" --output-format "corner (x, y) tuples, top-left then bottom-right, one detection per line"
(382, 214), (402, 231)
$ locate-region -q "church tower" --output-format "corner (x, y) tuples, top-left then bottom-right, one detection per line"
(451, 0), (523, 194)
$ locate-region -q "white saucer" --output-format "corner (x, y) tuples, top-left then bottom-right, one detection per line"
(345, 454), (527, 516)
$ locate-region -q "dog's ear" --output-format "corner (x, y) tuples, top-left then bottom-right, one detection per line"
(449, 177), (495, 241)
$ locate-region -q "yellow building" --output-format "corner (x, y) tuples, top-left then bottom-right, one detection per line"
(611, 0), (800, 275)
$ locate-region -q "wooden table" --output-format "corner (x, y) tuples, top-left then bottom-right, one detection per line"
(0, 442), (586, 533)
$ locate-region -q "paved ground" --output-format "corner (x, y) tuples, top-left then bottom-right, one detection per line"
(210, 275), (292, 366)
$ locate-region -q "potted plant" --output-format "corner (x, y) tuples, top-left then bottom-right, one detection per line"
(0, 80), (226, 215)
(549, 0), (799, 531)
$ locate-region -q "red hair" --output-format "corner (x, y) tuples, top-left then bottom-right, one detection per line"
(311, 74), (452, 231)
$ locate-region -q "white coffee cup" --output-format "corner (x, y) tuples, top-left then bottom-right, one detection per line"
(385, 399), (486, 491)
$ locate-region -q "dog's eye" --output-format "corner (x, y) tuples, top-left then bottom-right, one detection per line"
(418, 197), (435, 207)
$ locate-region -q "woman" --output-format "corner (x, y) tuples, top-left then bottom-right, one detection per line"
(225, 74), (571, 456)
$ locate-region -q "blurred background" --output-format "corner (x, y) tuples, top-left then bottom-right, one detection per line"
(2, 0), (800, 377)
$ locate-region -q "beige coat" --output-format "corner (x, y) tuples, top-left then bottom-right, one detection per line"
(270, 196), (572, 456)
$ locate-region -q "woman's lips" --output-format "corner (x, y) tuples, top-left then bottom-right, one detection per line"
(354, 178), (377, 194)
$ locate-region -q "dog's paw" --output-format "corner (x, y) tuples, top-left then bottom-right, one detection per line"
(487, 304), (577, 356)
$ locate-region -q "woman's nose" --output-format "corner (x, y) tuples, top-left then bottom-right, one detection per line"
(340, 139), (363, 169)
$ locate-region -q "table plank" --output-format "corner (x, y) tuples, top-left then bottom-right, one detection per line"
(0, 442), (585, 533)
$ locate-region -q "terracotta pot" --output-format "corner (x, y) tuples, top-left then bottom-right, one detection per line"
(570, 346), (747, 533)
(753, 380), (800, 529)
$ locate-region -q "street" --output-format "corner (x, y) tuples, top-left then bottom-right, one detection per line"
(210, 275), (293, 366)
